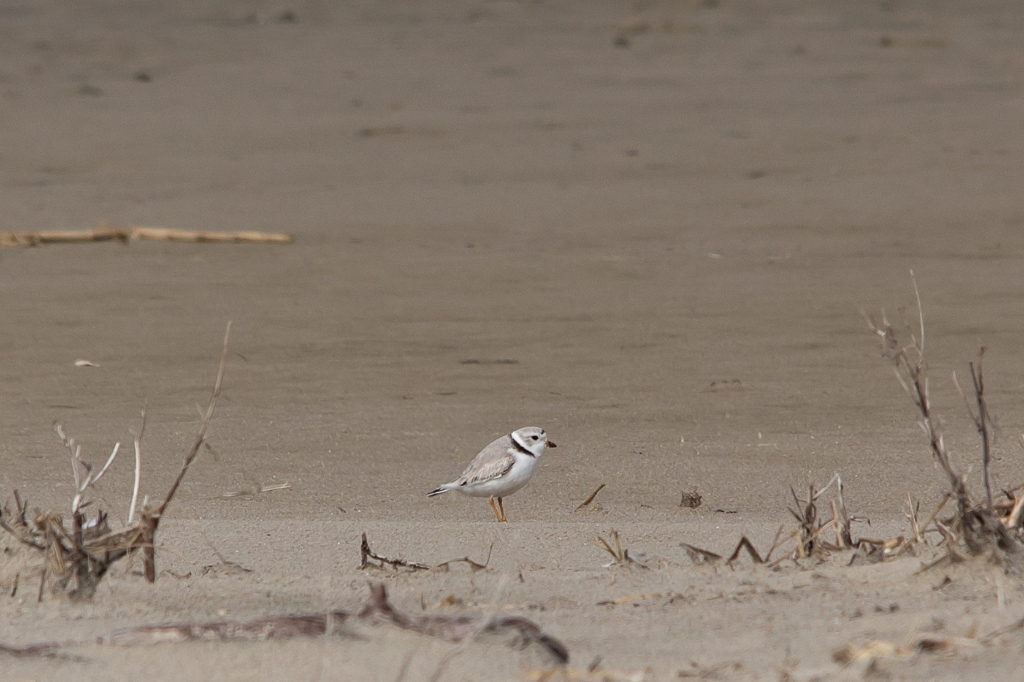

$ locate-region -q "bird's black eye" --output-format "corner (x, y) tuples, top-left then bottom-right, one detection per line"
(531, 435), (539, 440)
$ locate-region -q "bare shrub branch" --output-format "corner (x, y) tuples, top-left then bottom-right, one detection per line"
(0, 323), (233, 598)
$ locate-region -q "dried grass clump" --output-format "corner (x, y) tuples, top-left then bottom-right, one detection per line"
(0, 323), (232, 600)
(592, 531), (647, 568)
(673, 276), (1024, 571)
(681, 474), (864, 568)
(865, 274), (1022, 565)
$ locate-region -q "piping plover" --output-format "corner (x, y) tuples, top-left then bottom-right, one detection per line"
(427, 427), (556, 522)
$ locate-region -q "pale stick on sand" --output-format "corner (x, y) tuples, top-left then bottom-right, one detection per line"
(0, 225), (292, 247)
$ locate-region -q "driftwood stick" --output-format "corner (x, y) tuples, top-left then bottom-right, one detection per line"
(129, 227), (293, 244)
(0, 226), (292, 247)
(0, 227), (127, 247)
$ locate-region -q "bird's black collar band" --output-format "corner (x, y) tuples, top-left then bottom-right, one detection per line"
(510, 434), (536, 457)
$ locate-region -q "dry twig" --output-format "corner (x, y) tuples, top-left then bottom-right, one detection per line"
(0, 226), (293, 247)
(866, 274), (1021, 558)
(572, 484), (606, 513)
(725, 537), (765, 565)
(592, 531), (647, 568)
(434, 545), (493, 572)
(0, 323), (234, 598)
(680, 542), (721, 565)
(359, 533), (430, 572)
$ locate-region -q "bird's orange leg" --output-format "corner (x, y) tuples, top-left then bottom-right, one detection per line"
(488, 497), (502, 522)
(497, 497), (507, 523)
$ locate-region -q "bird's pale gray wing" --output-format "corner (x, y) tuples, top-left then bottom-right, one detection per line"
(458, 438), (514, 484)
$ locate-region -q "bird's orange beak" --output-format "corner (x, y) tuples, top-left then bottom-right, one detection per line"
(547, 440), (557, 448)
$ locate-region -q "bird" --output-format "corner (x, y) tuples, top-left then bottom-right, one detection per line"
(427, 427), (556, 522)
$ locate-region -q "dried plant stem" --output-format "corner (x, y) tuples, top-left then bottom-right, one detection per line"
(866, 278), (973, 538)
(128, 408), (146, 525)
(359, 533), (430, 571)
(907, 493), (923, 543)
(725, 537), (765, 565)
(155, 322), (231, 518)
(969, 352), (993, 507)
(573, 484), (606, 512)
(0, 324), (234, 598)
(136, 322), (230, 582)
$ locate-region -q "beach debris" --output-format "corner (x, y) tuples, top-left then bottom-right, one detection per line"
(591, 531), (646, 568)
(573, 484), (606, 513)
(865, 271), (1024, 563)
(833, 635), (978, 666)
(0, 323), (233, 599)
(0, 225), (292, 247)
(358, 533), (493, 573)
(221, 481), (292, 498)
(0, 583), (569, 664)
(678, 488), (702, 509)
(73, 359), (99, 368)
(434, 544), (492, 572)
(359, 533), (430, 572)
(680, 542), (722, 565)
(681, 527), (786, 568)
(131, 226), (293, 243)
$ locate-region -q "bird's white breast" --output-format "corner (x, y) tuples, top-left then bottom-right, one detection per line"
(459, 449), (537, 497)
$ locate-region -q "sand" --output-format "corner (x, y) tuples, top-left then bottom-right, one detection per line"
(2, 0), (1024, 679)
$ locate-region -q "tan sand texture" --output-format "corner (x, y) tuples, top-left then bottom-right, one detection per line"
(2, 0), (1024, 679)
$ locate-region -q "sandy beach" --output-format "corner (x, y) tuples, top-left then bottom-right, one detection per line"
(2, 1), (1024, 679)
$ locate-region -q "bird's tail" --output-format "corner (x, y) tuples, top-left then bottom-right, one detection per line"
(426, 485), (451, 497)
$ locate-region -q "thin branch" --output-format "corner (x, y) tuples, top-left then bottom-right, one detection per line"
(128, 408), (146, 524)
(725, 537), (765, 565)
(90, 442), (121, 487)
(156, 321), (231, 516)
(360, 533), (430, 571)
(572, 483), (606, 512)
(969, 351), (993, 507)
(910, 269), (924, 355)
(434, 545), (493, 572)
